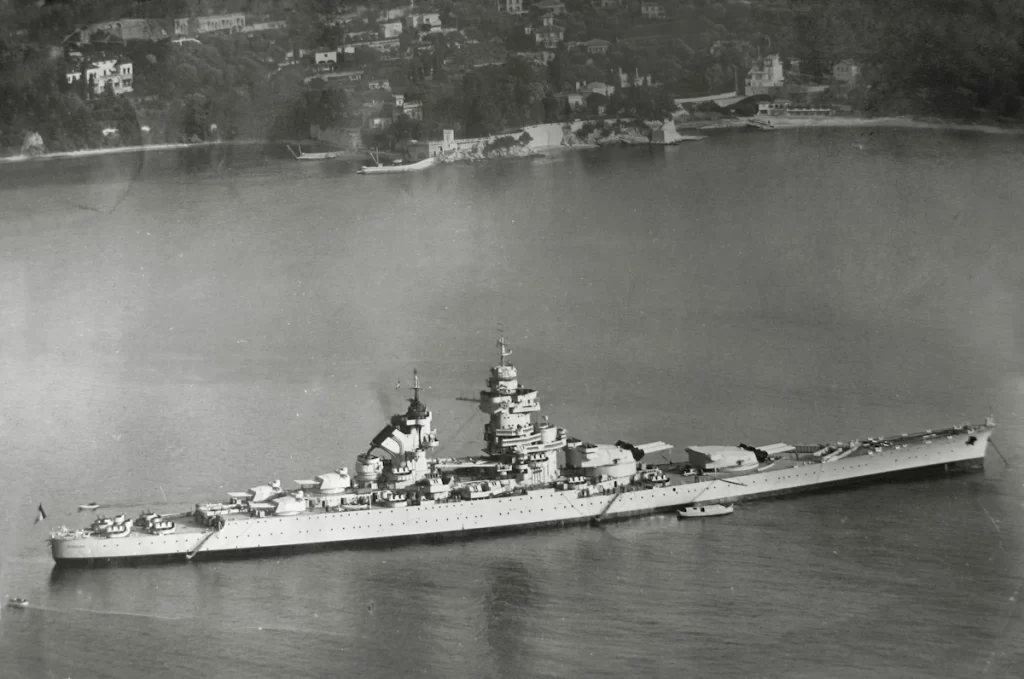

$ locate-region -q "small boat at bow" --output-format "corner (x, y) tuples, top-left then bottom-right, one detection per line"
(677, 504), (734, 518)
(78, 502), (100, 511)
(6, 597), (29, 609)
(357, 148), (436, 174)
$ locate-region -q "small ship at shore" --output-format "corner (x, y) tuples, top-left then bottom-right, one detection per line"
(49, 337), (993, 565)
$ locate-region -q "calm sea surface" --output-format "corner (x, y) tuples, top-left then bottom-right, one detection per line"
(1, 129), (1023, 678)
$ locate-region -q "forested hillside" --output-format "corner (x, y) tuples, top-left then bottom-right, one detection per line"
(1, 0), (1022, 153)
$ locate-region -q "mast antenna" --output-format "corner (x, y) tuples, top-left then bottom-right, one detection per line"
(497, 334), (511, 366)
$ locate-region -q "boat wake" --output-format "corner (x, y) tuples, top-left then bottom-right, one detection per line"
(20, 604), (191, 622)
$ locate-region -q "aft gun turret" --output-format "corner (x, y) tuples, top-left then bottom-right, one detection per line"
(739, 443), (771, 464)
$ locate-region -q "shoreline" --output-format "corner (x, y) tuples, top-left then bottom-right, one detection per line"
(0, 139), (272, 165)
(678, 114), (1024, 135)
(2, 114), (1020, 167)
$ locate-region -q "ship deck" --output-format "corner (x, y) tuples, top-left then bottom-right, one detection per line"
(56, 427), (986, 546)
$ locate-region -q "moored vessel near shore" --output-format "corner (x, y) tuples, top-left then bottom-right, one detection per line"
(357, 156), (436, 174)
(48, 337), (994, 566)
(357, 148), (437, 174)
(286, 144), (348, 160)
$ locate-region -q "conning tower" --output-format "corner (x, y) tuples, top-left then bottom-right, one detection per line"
(478, 336), (565, 485)
(359, 369), (439, 489)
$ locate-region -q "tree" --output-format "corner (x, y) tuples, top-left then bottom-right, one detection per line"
(179, 93), (212, 141)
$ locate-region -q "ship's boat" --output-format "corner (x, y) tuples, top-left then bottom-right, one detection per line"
(6, 597), (29, 609)
(678, 504), (734, 518)
(78, 502), (100, 511)
(379, 491), (409, 508)
(136, 511), (176, 535)
(148, 519), (176, 535)
(102, 522), (132, 538)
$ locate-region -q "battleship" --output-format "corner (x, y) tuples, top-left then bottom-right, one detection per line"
(49, 337), (993, 565)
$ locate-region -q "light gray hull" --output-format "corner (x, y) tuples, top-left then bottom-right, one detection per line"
(50, 429), (989, 564)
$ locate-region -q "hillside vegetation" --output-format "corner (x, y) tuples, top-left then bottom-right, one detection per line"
(1, 0), (1022, 153)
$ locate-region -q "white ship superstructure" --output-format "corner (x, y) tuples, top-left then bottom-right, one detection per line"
(49, 338), (993, 565)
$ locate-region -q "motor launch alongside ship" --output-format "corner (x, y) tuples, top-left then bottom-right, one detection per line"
(49, 337), (993, 565)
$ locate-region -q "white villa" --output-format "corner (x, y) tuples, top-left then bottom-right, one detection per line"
(66, 58), (134, 95)
(745, 54), (785, 94)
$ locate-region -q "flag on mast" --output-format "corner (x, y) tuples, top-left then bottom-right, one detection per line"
(35, 503), (47, 524)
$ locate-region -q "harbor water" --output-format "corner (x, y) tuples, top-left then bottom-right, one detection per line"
(1, 129), (1023, 678)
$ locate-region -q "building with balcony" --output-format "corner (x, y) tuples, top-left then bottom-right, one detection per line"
(66, 58), (134, 95)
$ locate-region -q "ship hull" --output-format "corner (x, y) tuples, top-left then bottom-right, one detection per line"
(51, 429), (989, 566)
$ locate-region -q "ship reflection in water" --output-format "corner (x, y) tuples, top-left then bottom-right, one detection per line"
(484, 559), (537, 677)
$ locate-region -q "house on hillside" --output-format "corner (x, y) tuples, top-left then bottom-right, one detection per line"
(64, 27), (122, 47)
(832, 59), (860, 84)
(66, 57), (134, 95)
(390, 93), (423, 121)
(745, 54), (785, 94)
(306, 68), (365, 91)
(407, 12), (441, 29)
(579, 81), (615, 97)
(583, 38), (611, 55)
(535, 18), (565, 50)
(173, 14), (246, 36)
(535, 26), (564, 49)
(378, 6), (409, 21)
(65, 18), (170, 45)
(640, 0), (665, 19)
(243, 20), (289, 34)
(346, 37), (402, 53)
(401, 100), (423, 121)
(315, 49), (338, 64)
(498, 0), (526, 14)
(381, 21), (404, 38)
